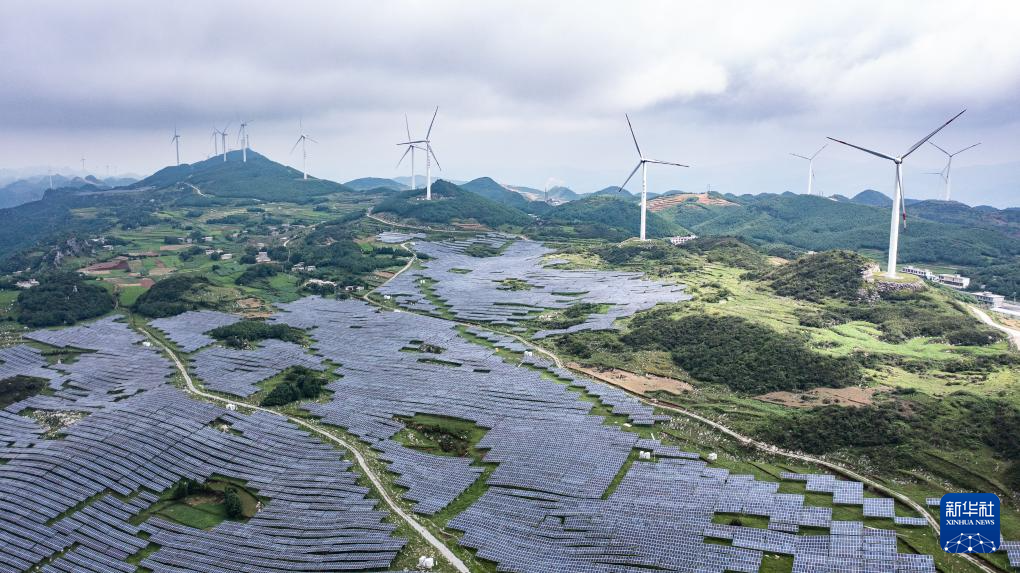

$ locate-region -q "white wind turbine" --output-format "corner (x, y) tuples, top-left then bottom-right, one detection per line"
(290, 121), (317, 180)
(789, 143), (827, 196)
(396, 114), (424, 191)
(618, 114), (689, 241)
(828, 109), (966, 278)
(237, 120), (252, 163)
(211, 127), (221, 157)
(171, 126), (181, 167)
(80, 156), (87, 173)
(397, 107), (441, 200)
(218, 123), (230, 162)
(928, 141), (980, 201)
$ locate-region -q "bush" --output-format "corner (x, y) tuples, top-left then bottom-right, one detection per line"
(260, 366), (328, 407)
(223, 487), (243, 518)
(132, 274), (213, 317)
(209, 320), (306, 349)
(759, 404), (905, 454)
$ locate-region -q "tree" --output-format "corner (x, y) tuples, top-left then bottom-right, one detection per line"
(223, 487), (243, 518)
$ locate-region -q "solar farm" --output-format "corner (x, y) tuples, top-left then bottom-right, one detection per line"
(0, 235), (1017, 572)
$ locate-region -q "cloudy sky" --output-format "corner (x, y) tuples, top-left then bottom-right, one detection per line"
(2, 1), (1019, 205)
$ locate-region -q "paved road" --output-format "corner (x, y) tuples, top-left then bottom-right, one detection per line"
(972, 305), (1020, 351)
(137, 325), (470, 573)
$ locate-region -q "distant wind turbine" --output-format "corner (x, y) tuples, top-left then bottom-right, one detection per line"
(290, 121), (317, 180)
(219, 123), (230, 162)
(81, 157), (87, 173)
(237, 120), (252, 163)
(211, 128), (221, 157)
(789, 143), (827, 196)
(618, 114), (689, 241)
(397, 107), (441, 200)
(171, 126), (181, 166)
(928, 141), (980, 201)
(395, 114), (423, 191)
(828, 109), (966, 278)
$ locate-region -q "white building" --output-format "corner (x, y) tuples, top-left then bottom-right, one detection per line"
(902, 266), (935, 280)
(15, 279), (39, 289)
(936, 274), (971, 289)
(255, 251), (271, 263)
(668, 234), (698, 246)
(973, 291), (1005, 308)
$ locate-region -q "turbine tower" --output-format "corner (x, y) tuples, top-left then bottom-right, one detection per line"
(828, 110), (965, 278)
(211, 128), (222, 157)
(395, 114), (422, 191)
(237, 120), (252, 163)
(618, 114), (689, 241)
(81, 157), (87, 172)
(290, 121), (317, 180)
(396, 107), (441, 200)
(171, 126), (181, 167)
(789, 143), (827, 196)
(928, 141), (980, 201)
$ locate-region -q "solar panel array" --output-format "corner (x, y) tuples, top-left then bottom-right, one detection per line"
(376, 231), (426, 244)
(150, 310), (242, 352)
(375, 235), (691, 337)
(0, 316), (405, 572)
(270, 297), (943, 572)
(190, 339), (326, 397)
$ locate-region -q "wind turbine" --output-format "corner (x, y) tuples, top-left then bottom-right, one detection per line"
(618, 114), (689, 241)
(828, 109), (966, 278)
(395, 114), (422, 191)
(928, 141), (980, 201)
(211, 128), (221, 157)
(396, 107), (441, 200)
(218, 123), (230, 162)
(789, 143), (827, 196)
(81, 157), (87, 173)
(171, 126), (181, 166)
(237, 120), (252, 163)
(290, 121), (317, 180)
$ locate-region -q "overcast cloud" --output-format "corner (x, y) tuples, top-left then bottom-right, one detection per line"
(2, 0), (1018, 205)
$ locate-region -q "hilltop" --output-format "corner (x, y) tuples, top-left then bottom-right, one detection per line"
(133, 150), (350, 201)
(343, 177), (408, 192)
(372, 179), (533, 229)
(529, 194), (687, 241)
(460, 177), (551, 215)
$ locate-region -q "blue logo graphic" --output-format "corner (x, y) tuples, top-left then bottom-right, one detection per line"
(940, 493), (1000, 553)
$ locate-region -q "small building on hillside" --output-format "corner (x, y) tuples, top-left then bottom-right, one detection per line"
(936, 273), (971, 289)
(255, 251), (271, 263)
(668, 234), (698, 246)
(902, 266), (935, 280)
(973, 291), (1005, 308)
(15, 279), (39, 289)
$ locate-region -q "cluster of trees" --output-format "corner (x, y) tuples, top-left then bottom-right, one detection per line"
(759, 404), (905, 454)
(680, 237), (769, 271)
(763, 250), (871, 302)
(16, 272), (115, 327)
(0, 375), (46, 409)
(260, 366), (328, 407)
(170, 478), (244, 519)
(208, 320), (306, 349)
(235, 263), (281, 285)
(622, 311), (862, 394)
(132, 274), (214, 317)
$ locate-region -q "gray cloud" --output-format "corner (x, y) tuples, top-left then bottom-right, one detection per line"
(1, 0), (1018, 205)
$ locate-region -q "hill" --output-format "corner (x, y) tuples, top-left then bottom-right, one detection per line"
(529, 195), (686, 241)
(591, 186), (639, 202)
(343, 177), (408, 192)
(372, 180), (532, 229)
(460, 177), (551, 215)
(547, 186), (579, 202)
(133, 150), (349, 201)
(671, 194), (1020, 268)
(850, 189), (892, 207)
(0, 174), (139, 208)
(764, 250), (873, 303)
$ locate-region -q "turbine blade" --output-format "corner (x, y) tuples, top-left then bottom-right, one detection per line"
(426, 106), (438, 140)
(405, 114), (412, 141)
(625, 114), (642, 157)
(619, 162), (641, 193)
(790, 153), (811, 160)
(306, 137), (318, 144)
(902, 109), (966, 159)
(396, 146), (411, 169)
(928, 141), (951, 156)
(811, 143), (828, 159)
(290, 137), (302, 154)
(826, 137), (896, 161)
(646, 159), (689, 168)
(954, 142), (981, 155)
(428, 144), (441, 170)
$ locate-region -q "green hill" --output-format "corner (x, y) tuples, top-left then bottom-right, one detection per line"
(372, 180), (532, 228)
(591, 186), (639, 201)
(343, 177), (407, 192)
(764, 250), (873, 303)
(850, 189), (892, 207)
(547, 186), (579, 202)
(530, 195), (686, 241)
(134, 150), (349, 201)
(460, 177), (551, 215)
(672, 194), (1020, 268)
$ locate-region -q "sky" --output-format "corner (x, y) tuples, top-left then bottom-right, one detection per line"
(2, 0), (1019, 206)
